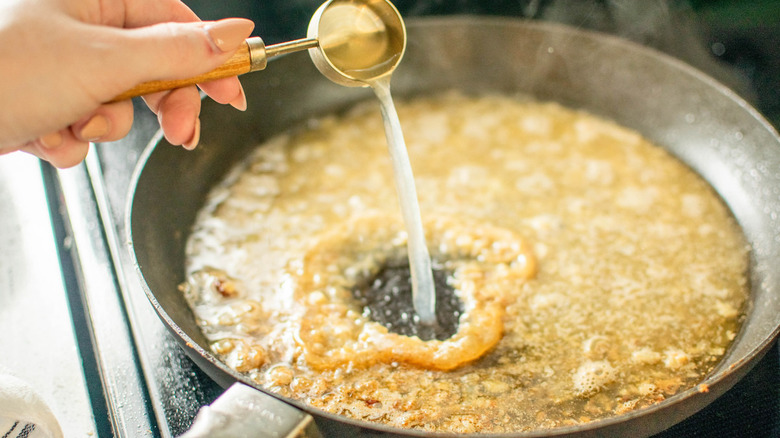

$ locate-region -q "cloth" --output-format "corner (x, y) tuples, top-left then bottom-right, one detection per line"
(0, 373), (63, 438)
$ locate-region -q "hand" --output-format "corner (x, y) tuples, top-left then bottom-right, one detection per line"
(0, 0), (255, 168)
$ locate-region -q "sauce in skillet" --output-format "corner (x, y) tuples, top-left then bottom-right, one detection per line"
(181, 92), (749, 433)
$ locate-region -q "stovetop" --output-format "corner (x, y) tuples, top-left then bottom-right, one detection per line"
(43, 2), (780, 437)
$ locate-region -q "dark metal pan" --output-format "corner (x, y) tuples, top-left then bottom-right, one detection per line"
(127, 17), (780, 437)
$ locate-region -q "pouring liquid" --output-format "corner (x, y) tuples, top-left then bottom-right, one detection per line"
(370, 77), (437, 325)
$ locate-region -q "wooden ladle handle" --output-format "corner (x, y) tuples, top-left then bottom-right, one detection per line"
(109, 39), (258, 103)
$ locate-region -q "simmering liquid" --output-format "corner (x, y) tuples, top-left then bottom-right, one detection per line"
(181, 93), (749, 434)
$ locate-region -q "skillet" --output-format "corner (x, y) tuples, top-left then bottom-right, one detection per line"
(127, 17), (780, 437)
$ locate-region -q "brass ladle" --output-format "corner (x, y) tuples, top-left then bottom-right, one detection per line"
(111, 0), (406, 102)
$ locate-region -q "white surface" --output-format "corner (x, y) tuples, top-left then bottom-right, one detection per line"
(0, 153), (96, 437)
(0, 373), (63, 438)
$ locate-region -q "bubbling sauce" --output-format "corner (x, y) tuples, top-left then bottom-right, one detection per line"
(181, 93), (749, 434)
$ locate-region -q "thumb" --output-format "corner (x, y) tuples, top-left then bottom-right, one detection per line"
(111, 18), (254, 92)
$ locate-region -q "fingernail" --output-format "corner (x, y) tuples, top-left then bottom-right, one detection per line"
(184, 118), (201, 150)
(205, 18), (254, 53)
(229, 83), (247, 111)
(39, 132), (63, 149)
(80, 115), (110, 141)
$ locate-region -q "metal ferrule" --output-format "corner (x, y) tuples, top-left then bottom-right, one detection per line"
(247, 37), (268, 72)
(248, 37), (320, 73)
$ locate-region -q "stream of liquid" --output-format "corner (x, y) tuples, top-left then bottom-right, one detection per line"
(370, 77), (436, 325)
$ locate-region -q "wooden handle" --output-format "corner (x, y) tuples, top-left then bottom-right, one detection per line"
(110, 41), (252, 102)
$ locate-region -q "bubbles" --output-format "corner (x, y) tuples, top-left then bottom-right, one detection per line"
(572, 360), (617, 397)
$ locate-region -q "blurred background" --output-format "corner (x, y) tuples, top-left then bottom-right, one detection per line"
(183, 0), (780, 130)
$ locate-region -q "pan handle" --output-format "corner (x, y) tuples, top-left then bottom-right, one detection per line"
(178, 383), (322, 438)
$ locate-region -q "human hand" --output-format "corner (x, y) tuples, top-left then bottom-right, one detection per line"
(0, 0), (255, 168)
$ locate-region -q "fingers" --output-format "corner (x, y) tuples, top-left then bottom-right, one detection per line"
(117, 18), (254, 89)
(199, 77), (247, 110)
(103, 1), (252, 111)
(19, 84), (200, 168)
(118, 0), (201, 28)
(70, 100), (135, 143)
(21, 131), (90, 169)
(141, 76), (248, 150)
(18, 100), (134, 168)
(106, 18), (253, 150)
(145, 85), (202, 149)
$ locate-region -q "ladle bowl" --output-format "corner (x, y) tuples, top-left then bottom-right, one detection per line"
(308, 0), (406, 87)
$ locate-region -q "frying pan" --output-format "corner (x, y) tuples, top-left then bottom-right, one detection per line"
(127, 17), (780, 437)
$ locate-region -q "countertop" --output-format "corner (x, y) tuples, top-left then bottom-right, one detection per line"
(0, 153), (95, 436)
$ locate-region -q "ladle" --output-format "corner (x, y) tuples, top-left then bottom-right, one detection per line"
(111, 0), (406, 102)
